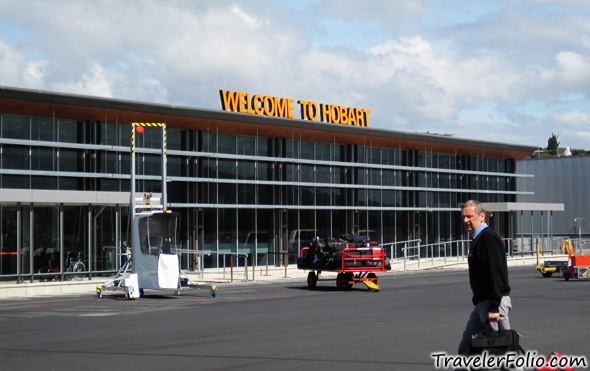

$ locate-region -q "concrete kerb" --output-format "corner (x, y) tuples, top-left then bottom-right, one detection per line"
(0, 255), (548, 300)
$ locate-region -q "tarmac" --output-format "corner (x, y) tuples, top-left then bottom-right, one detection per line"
(0, 254), (550, 299)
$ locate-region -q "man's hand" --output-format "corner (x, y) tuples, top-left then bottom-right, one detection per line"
(488, 312), (500, 322)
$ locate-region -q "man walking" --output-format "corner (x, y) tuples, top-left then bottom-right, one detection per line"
(457, 200), (512, 356)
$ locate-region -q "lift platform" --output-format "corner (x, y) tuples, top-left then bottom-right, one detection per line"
(96, 123), (216, 299)
(297, 235), (390, 291)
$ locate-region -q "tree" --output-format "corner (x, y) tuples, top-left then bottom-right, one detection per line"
(547, 133), (560, 155)
(572, 149), (590, 156)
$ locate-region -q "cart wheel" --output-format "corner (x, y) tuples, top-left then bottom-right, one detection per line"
(541, 272), (553, 278)
(126, 287), (136, 300)
(336, 273), (344, 289)
(367, 273), (377, 283)
(564, 273), (571, 281)
(346, 273), (354, 289)
(307, 271), (317, 289)
(336, 273), (351, 290)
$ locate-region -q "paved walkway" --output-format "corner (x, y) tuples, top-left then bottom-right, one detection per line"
(0, 255), (549, 299)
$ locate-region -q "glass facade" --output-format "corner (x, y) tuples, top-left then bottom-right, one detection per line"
(0, 109), (531, 281)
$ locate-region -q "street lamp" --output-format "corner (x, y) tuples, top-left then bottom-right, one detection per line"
(574, 217), (583, 241)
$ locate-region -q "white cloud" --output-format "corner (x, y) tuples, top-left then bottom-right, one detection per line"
(553, 110), (590, 128)
(26, 60), (46, 84)
(554, 52), (590, 86)
(0, 40), (45, 88)
(51, 63), (113, 98)
(0, 0), (588, 149)
(230, 4), (258, 27)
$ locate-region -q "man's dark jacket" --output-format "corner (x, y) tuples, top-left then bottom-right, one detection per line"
(468, 227), (511, 313)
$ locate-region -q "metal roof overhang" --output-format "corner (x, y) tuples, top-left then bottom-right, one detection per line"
(0, 86), (537, 159)
(484, 202), (564, 212)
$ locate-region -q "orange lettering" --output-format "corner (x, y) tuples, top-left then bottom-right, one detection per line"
(321, 104), (331, 122)
(263, 96), (274, 116)
(299, 100), (310, 119)
(348, 107), (357, 126)
(219, 90), (240, 111)
(363, 109), (371, 127)
(237, 92), (251, 113)
(286, 98), (295, 118)
(331, 105), (340, 123)
(274, 97), (288, 118)
(339, 106), (347, 124)
(220, 90), (370, 126)
(308, 101), (319, 121)
(253, 95), (264, 115)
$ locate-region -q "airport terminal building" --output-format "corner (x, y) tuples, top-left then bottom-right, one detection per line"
(0, 86), (538, 281)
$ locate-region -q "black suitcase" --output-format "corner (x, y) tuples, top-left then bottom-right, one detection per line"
(469, 326), (524, 355)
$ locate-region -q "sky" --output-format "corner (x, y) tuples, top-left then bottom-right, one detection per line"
(0, 0), (589, 150)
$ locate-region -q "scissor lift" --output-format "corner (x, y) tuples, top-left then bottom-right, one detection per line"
(97, 122), (216, 299)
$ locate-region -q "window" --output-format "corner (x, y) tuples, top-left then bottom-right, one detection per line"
(237, 136), (255, 156)
(218, 134), (236, 155)
(1, 114), (29, 139)
(59, 149), (79, 172)
(2, 145), (29, 170)
(315, 142), (331, 161)
(31, 117), (54, 141)
(300, 141), (314, 160)
(58, 119), (79, 143)
(31, 147), (54, 171)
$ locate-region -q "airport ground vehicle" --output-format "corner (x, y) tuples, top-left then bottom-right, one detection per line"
(537, 239), (590, 281)
(564, 243), (590, 281)
(96, 194), (217, 299)
(536, 259), (568, 278)
(297, 235), (390, 291)
(536, 240), (570, 278)
(96, 123), (216, 299)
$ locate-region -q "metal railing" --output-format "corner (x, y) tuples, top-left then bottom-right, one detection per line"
(174, 249), (249, 282)
(175, 249), (293, 282)
(382, 239), (471, 270)
(381, 235), (585, 271)
(511, 236), (590, 256)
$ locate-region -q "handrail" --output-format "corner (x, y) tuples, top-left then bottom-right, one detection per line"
(381, 239), (472, 270)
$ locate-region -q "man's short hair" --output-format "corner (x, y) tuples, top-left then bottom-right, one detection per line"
(462, 200), (485, 214)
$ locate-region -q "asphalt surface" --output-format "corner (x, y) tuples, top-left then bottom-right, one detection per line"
(0, 266), (588, 371)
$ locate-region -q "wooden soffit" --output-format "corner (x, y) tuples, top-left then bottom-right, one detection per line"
(0, 86), (536, 159)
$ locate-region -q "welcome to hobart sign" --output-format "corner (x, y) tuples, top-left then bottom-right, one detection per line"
(219, 90), (371, 127)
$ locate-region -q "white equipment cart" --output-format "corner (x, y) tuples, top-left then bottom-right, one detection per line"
(96, 195), (217, 299)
